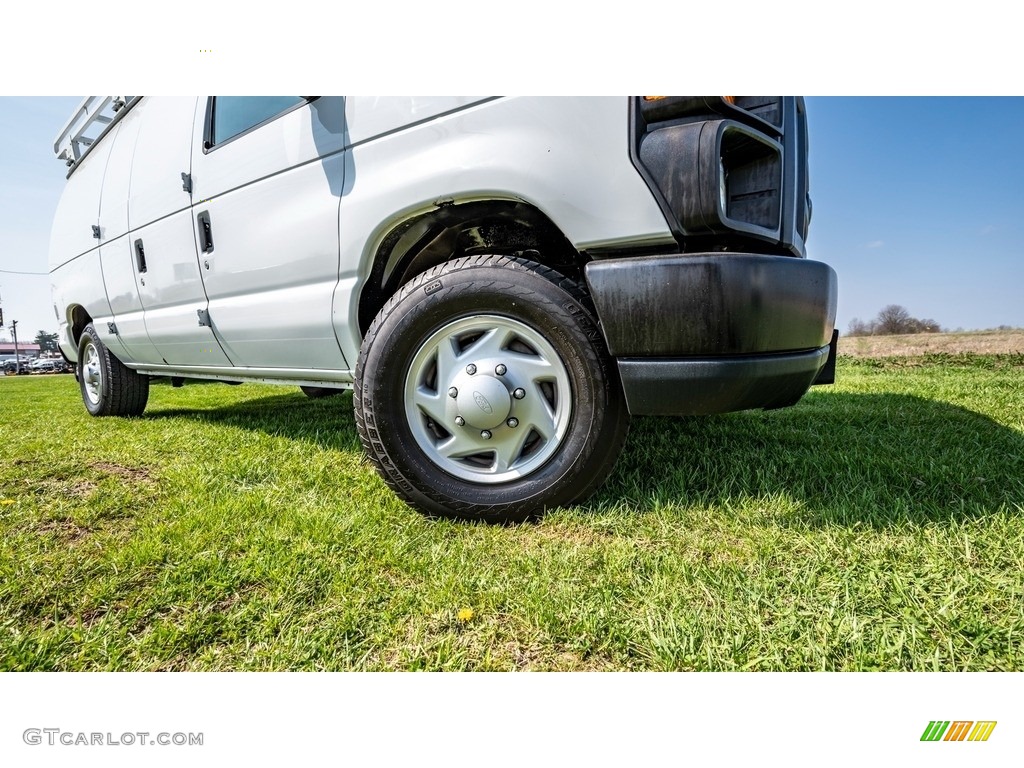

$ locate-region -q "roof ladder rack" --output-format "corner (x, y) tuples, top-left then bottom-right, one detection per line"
(53, 96), (138, 168)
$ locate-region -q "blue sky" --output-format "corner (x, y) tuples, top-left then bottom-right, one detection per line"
(1, 96), (1022, 343)
(806, 96), (1024, 331)
(0, 97), (81, 343)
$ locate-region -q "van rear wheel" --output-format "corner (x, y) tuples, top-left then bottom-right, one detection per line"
(77, 323), (149, 417)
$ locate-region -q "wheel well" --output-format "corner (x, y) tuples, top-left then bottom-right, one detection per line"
(357, 200), (584, 334)
(69, 305), (92, 348)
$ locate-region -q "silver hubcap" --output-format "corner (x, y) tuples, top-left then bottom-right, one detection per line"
(83, 342), (102, 405)
(403, 315), (572, 483)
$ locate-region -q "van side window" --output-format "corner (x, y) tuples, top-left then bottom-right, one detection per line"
(208, 97), (306, 147)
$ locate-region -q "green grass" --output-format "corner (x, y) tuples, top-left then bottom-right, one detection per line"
(2, 356), (1022, 670)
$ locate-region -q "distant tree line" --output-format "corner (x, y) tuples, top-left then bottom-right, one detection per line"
(847, 305), (942, 337)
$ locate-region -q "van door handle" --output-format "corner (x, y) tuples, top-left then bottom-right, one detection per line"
(134, 238), (147, 273)
(197, 211), (214, 253)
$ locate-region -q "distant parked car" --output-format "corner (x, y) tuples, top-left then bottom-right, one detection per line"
(29, 358), (64, 373)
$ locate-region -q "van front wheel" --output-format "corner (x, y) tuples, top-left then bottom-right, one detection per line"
(354, 255), (629, 523)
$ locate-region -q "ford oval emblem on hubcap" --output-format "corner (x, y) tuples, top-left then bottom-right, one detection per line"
(473, 391), (493, 413)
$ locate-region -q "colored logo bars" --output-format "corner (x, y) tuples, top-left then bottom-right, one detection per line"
(921, 721), (997, 742)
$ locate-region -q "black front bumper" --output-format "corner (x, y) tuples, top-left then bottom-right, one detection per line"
(584, 253), (838, 416)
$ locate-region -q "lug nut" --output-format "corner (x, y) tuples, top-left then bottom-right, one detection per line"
(466, 364), (477, 375)
(513, 388), (526, 400)
(455, 416), (465, 426)
(480, 430), (492, 440)
(495, 364), (507, 376)
(506, 418), (519, 428)
(448, 387), (458, 398)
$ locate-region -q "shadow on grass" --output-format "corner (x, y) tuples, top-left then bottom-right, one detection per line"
(144, 389), (1024, 528)
(604, 391), (1024, 528)
(147, 389), (363, 453)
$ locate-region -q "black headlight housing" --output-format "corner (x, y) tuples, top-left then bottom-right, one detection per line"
(630, 96), (810, 257)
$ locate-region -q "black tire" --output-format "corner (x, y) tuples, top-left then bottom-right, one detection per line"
(77, 323), (149, 417)
(300, 386), (344, 399)
(354, 255), (629, 523)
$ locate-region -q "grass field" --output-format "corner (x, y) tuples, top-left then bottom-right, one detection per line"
(2, 346), (1023, 670)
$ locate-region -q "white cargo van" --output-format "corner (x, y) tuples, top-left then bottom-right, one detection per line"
(50, 96), (838, 522)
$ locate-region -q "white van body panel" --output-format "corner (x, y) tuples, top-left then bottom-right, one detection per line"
(334, 96), (673, 362)
(127, 97), (199, 228)
(99, 234), (162, 365)
(342, 96), (671, 253)
(50, 123), (118, 359)
(344, 96), (491, 145)
(98, 105), (162, 364)
(126, 97), (233, 367)
(51, 250), (128, 360)
(97, 108), (138, 242)
(49, 132), (113, 270)
(189, 98), (349, 370)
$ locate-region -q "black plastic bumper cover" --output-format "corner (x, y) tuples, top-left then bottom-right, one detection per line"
(617, 347), (829, 416)
(584, 253), (838, 416)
